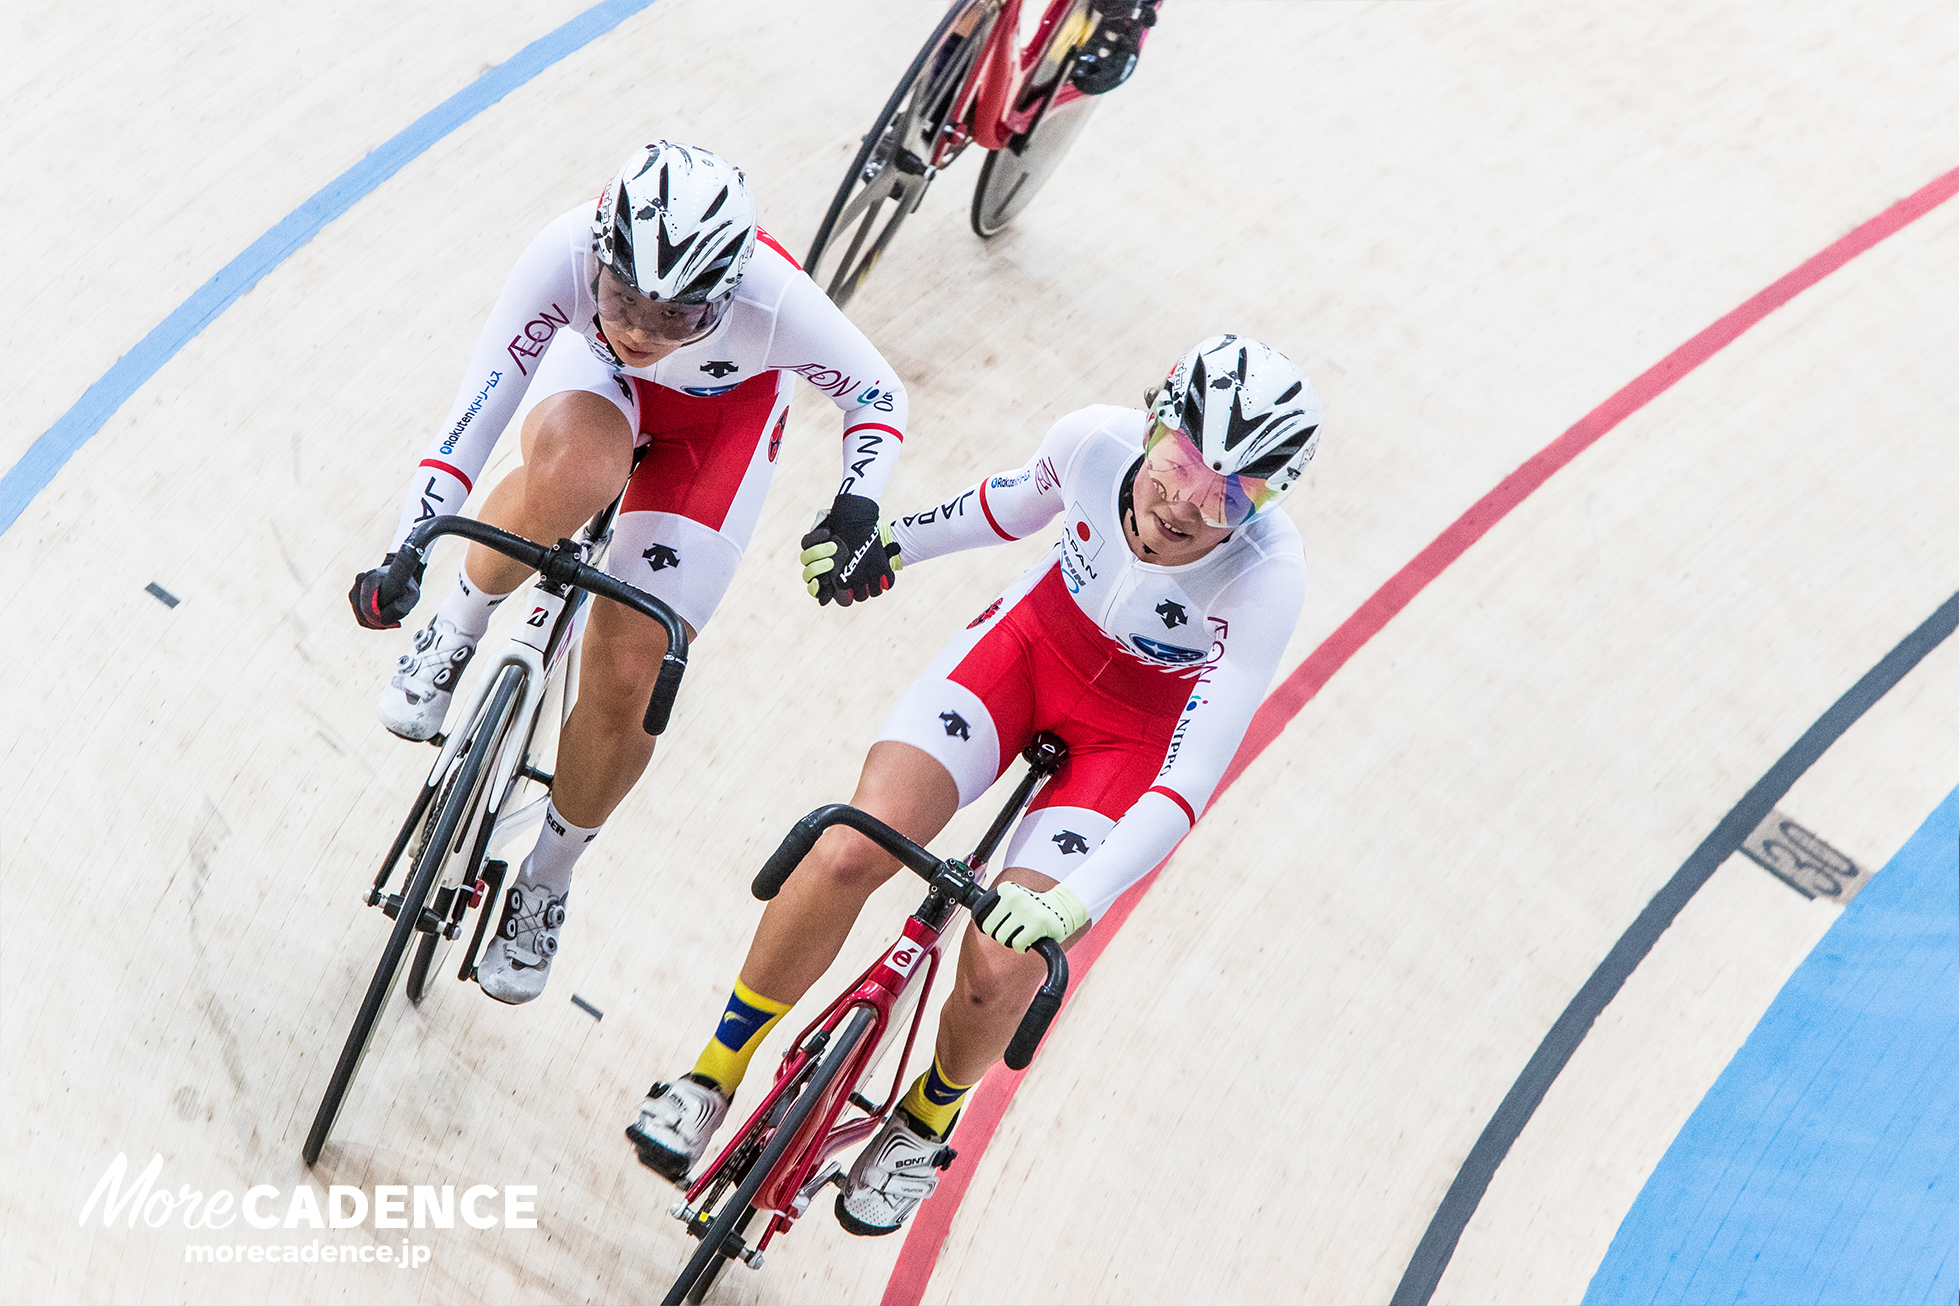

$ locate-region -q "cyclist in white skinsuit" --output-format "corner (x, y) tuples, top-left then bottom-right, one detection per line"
(629, 335), (1320, 1238)
(348, 142), (908, 1005)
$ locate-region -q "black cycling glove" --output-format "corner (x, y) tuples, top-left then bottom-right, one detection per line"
(348, 552), (423, 630)
(799, 493), (901, 607)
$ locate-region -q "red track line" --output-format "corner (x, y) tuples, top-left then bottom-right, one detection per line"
(880, 168), (1958, 1306)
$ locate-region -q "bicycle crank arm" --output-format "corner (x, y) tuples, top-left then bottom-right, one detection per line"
(788, 1161), (843, 1218)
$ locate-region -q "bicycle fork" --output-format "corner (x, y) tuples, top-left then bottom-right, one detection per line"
(363, 584), (569, 944)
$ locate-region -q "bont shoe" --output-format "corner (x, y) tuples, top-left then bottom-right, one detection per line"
(835, 1108), (957, 1236)
(474, 877), (566, 1005)
(378, 616), (476, 741)
(627, 1076), (730, 1182)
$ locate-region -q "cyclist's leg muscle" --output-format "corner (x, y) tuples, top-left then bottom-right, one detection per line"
(936, 863), (1089, 1087)
(467, 390), (632, 593)
(736, 741), (960, 1005)
(466, 352), (636, 593)
(550, 600), (697, 827)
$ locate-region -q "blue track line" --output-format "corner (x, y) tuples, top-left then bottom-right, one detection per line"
(0, 0), (657, 538)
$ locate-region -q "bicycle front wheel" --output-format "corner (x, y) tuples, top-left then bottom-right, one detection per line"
(404, 649), (554, 1003)
(661, 1007), (876, 1306)
(805, 0), (995, 307)
(303, 666), (525, 1165)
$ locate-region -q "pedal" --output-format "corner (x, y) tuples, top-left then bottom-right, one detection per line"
(468, 860), (506, 910)
(427, 732), (445, 748)
(932, 1146), (958, 1171)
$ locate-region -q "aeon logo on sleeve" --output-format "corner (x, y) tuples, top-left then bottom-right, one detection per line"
(505, 303), (572, 375)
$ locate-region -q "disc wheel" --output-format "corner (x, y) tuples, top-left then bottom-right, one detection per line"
(970, 95), (1100, 236)
(970, 2), (1102, 237)
(804, 0), (995, 307)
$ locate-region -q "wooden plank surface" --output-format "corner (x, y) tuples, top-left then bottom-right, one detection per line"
(1, 1), (1952, 1303)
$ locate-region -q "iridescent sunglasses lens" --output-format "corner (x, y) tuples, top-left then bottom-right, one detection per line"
(1143, 422), (1277, 529)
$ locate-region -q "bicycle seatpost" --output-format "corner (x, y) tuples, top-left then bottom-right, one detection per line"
(966, 732), (1069, 872)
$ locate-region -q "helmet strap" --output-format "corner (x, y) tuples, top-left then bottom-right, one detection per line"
(1118, 455), (1154, 556)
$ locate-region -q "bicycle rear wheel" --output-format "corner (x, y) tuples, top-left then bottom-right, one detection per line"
(303, 666), (525, 1166)
(970, 0), (1101, 238)
(970, 93), (1100, 236)
(804, 0), (994, 307)
(661, 1007), (875, 1306)
(683, 1204), (755, 1305)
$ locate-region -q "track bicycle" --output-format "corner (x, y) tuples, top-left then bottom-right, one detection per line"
(804, 0), (1159, 306)
(302, 503), (691, 1166)
(655, 734), (1072, 1305)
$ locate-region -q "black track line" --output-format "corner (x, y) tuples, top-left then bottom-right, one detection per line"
(1391, 593), (1959, 1306)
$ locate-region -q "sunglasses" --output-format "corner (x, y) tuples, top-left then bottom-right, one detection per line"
(1141, 420), (1284, 529)
(593, 268), (733, 345)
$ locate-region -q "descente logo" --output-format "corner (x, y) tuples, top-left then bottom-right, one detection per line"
(79, 1153), (537, 1231)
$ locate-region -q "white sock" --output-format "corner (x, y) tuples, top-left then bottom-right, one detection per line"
(521, 798), (602, 893)
(434, 568), (513, 641)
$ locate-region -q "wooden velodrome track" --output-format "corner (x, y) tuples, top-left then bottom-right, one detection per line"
(3, 2), (1954, 1303)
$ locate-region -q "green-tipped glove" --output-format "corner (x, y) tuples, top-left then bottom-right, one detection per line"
(800, 493), (902, 606)
(979, 882), (1089, 952)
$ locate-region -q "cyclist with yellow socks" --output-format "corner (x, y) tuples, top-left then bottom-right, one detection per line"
(630, 335), (1319, 1235)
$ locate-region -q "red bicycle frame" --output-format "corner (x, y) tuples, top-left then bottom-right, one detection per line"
(685, 913), (946, 1253)
(676, 734), (1070, 1264)
(924, 0), (1099, 166)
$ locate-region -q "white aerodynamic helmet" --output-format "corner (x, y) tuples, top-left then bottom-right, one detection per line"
(591, 141), (756, 342)
(1147, 334), (1322, 525)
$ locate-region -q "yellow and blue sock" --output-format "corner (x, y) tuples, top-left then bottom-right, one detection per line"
(898, 1054), (976, 1140)
(691, 978), (793, 1096)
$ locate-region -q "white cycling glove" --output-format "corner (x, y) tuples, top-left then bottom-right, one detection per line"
(979, 883), (1089, 953)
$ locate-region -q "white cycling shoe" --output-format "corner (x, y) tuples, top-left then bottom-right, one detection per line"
(378, 616), (477, 742)
(475, 876), (566, 1005)
(627, 1076), (730, 1183)
(835, 1109), (957, 1236)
